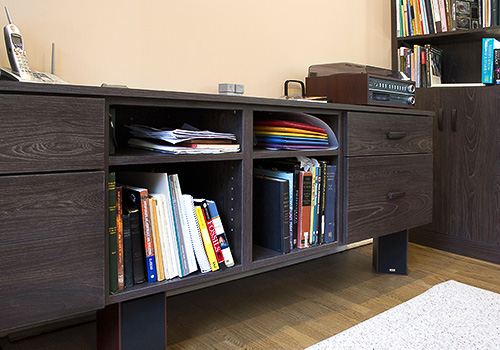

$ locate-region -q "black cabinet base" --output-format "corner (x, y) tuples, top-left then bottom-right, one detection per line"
(373, 230), (408, 275)
(97, 293), (166, 350)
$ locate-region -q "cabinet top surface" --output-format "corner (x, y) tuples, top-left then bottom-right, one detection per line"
(0, 81), (433, 116)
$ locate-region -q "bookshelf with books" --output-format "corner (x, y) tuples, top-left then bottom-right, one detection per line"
(392, 0), (500, 84)
(0, 82), (432, 349)
(392, 0), (500, 264)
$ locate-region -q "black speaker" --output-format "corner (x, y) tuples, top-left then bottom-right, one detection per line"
(373, 230), (408, 275)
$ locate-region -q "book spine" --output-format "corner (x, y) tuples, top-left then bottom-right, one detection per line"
(431, 0), (442, 32)
(494, 49), (500, 84)
(139, 190), (157, 283)
(195, 206), (220, 271)
(438, 0), (448, 31)
(482, 38), (494, 83)
(168, 175), (188, 277)
(122, 212), (134, 288)
(297, 171), (312, 249)
(129, 208), (146, 284)
(324, 165), (337, 244)
(149, 197), (165, 281)
(202, 202), (225, 264)
(319, 161), (327, 245)
(206, 200), (235, 267)
(108, 172), (118, 294)
(116, 185), (124, 291)
(309, 167), (318, 246)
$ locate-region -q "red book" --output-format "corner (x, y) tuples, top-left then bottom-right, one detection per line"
(254, 120), (327, 134)
(202, 202), (224, 264)
(297, 170), (313, 249)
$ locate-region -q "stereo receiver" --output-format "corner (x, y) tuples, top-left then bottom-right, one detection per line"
(306, 73), (415, 108)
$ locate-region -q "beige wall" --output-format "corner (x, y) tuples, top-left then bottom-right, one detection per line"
(1, 1), (391, 98)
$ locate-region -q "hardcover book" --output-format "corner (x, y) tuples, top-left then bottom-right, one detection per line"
(297, 170), (313, 249)
(121, 184), (157, 283)
(108, 172), (118, 294)
(124, 207), (146, 284)
(253, 175), (291, 254)
(116, 185), (125, 291)
(324, 165), (338, 244)
(121, 211), (134, 288)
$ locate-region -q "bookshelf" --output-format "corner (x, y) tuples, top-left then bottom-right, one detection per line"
(391, 0), (500, 265)
(0, 81), (432, 349)
(391, 0), (500, 83)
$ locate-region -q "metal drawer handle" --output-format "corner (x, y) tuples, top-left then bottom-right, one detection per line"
(387, 131), (407, 140)
(387, 191), (406, 200)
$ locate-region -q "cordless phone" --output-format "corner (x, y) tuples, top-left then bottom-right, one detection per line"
(3, 6), (31, 80)
(1, 7), (66, 83)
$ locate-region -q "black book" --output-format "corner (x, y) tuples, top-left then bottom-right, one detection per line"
(256, 159), (300, 248)
(253, 175), (290, 254)
(122, 212), (134, 288)
(125, 207), (146, 284)
(494, 49), (500, 84)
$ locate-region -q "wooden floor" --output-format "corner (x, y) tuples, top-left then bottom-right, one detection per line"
(2, 242), (500, 350)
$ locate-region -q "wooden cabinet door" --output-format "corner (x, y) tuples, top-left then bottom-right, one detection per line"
(446, 88), (500, 245)
(0, 171), (105, 332)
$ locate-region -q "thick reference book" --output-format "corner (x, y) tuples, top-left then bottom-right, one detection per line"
(323, 165), (337, 244)
(200, 201), (225, 264)
(425, 44), (443, 87)
(121, 211), (134, 288)
(124, 207), (146, 284)
(256, 159), (300, 249)
(482, 38), (500, 84)
(297, 170), (313, 249)
(108, 172), (118, 294)
(205, 200), (235, 267)
(121, 184), (157, 283)
(254, 167), (294, 251)
(253, 175), (291, 254)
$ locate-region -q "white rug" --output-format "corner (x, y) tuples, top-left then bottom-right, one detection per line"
(306, 280), (500, 350)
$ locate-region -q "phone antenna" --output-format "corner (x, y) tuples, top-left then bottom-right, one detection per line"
(4, 7), (12, 24)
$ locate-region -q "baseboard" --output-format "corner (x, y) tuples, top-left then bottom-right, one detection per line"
(409, 228), (500, 265)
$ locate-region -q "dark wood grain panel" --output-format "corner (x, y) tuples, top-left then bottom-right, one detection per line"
(346, 154), (433, 243)
(446, 88), (500, 245)
(0, 94), (105, 174)
(0, 171), (105, 332)
(346, 112), (433, 156)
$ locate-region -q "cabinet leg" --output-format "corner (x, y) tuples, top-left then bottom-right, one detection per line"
(97, 293), (166, 350)
(372, 230), (408, 275)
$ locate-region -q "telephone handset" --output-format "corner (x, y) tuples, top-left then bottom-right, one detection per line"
(1, 7), (66, 84)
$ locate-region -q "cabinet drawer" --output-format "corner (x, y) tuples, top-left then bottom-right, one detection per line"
(346, 154), (432, 243)
(347, 112), (432, 156)
(0, 94), (105, 174)
(0, 171), (105, 332)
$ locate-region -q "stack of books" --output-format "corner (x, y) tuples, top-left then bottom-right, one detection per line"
(108, 171), (235, 294)
(254, 120), (329, 150)
(126, 124), (240, 154)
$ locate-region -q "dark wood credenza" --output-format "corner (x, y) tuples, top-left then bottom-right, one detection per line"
(0, 82), (433, 349)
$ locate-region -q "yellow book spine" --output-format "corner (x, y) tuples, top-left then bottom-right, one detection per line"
(195, 206), (219, 271)
(150, 197), (165, 281)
